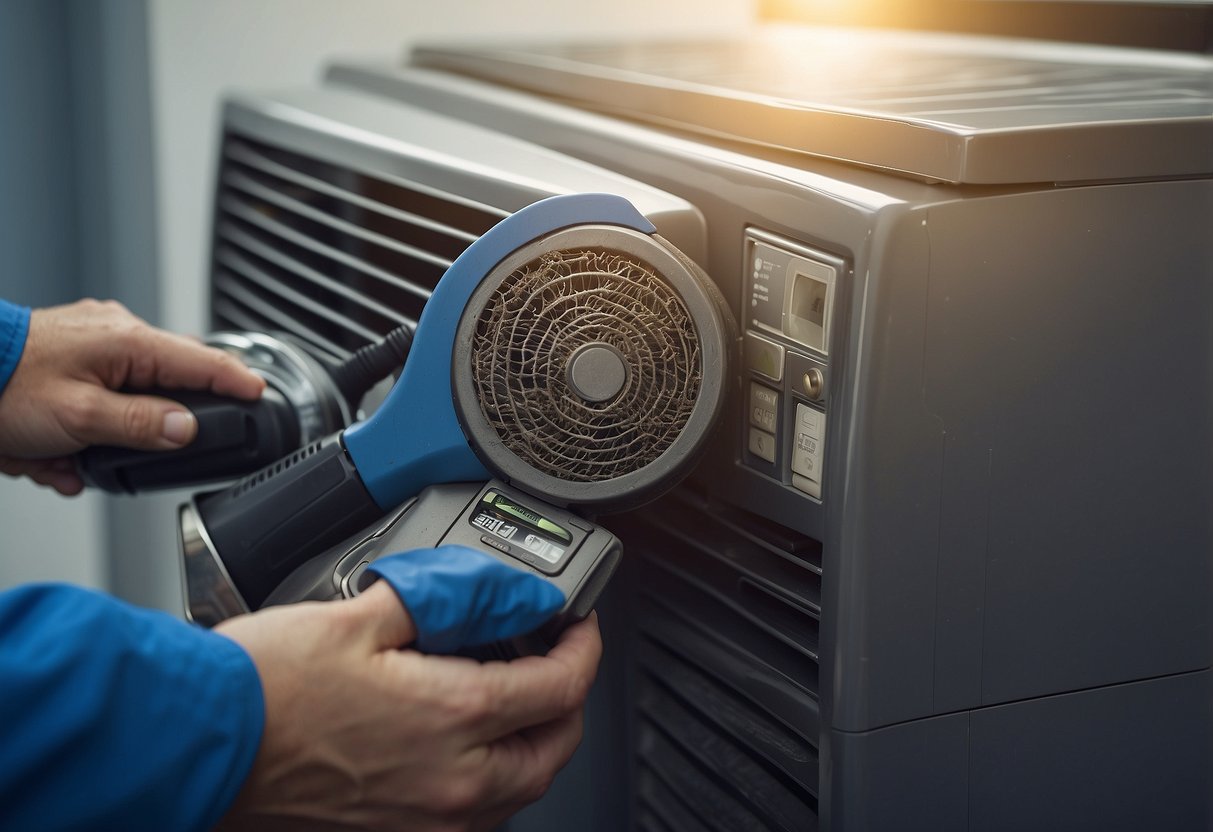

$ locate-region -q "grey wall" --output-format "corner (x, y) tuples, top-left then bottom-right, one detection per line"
(0, 0), (162, 596)
(0, 1), (106, 591)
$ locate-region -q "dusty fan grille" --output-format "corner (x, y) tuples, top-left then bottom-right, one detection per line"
(470, 248), (702, 483)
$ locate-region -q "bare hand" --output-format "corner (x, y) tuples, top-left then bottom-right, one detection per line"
(215, 583), (602, 832)
(0, 299), (264, 494)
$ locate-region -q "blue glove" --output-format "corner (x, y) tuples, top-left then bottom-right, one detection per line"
(366, 544), (566, 653)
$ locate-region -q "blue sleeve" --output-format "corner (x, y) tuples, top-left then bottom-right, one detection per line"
(0, 584), (265, 832)
(0, 299), (31, 396)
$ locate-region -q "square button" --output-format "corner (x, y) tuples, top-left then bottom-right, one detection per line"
(749, 382), (779, 433)
(744, 331), (784, 382)
(791, 404), (825, 484)
(748, 427), (777, 463)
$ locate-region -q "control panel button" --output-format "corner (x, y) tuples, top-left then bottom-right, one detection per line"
(749, 382), (779, 433)
(802, 368), (824, 400)
(787, 351), (827, 404)
(744, 331), (784, 382)
(791, 404), (825, 497)
(748, 427), (777, 463)
(793, 474), (821, 499)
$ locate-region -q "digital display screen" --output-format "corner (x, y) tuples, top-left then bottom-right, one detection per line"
(469, 490), (570, 564)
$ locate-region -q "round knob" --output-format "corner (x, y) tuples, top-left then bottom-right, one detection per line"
(803, 368), (824, 400)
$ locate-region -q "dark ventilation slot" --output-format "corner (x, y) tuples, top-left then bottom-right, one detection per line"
(613, 488), (822, 830)
(637, 766), (717, 832)
(639, 638), (818, 792)
(209, 134), (507, 360)
(639, 597), (819, 744)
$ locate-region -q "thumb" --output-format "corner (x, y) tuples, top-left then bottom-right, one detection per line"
(72, 387), (198, 450)
(346, 580), (418, 651)
(366, 545), (566, 654)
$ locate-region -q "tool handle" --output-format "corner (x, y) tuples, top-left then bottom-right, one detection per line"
(77, 388), (301, 493)
(195, 433), (383, 609)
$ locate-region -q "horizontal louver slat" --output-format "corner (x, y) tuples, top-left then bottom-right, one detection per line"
(639, 684), (816, 830)
(640, 635), (819, 771)
(225, 137), (507, 235)
(215, 221), (412, 328)
(636, 532), (820, 665)
(210, 133), (494, 362)
(222, 168), (454, 273)
(639, 638), (819, 790)
(218, 193), (436, 314)
(214, 273), (354, 360)
(621, 487), (822, 829)
(671, 489), (823, 573)
(639, 598), (819, 742)
(216, 251), (382, 346)
(651, 497), (822, 608)
(637, 769), (717, 832)
(638, 728), (776, 832)
(225, 141), (481, 255)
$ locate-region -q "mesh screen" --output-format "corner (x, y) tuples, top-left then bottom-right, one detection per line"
(470, 248), (702, 482)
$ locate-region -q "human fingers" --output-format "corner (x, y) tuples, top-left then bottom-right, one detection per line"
(477, 707), (586, 814)
(54, 385), (200, 451)
(0, 456), (84, 495)
(466, 613), (602, 742)
(366, 546), (567, 653)
(342, 579), (419, 652)
(110, 326), (265, 400)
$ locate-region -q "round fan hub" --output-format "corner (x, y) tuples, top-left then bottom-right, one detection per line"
(566, 343), (628, 403)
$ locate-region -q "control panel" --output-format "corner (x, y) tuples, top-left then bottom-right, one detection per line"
(741, 229), (843, 501)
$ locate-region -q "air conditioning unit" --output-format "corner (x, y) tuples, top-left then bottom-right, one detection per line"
(207, 25), (1213, 832)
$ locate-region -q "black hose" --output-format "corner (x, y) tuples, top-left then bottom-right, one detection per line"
(333, 323), (415, 407)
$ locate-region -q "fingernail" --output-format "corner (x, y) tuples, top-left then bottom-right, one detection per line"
(161, 410), (195, 446)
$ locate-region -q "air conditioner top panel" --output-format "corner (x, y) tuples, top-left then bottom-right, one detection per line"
(411, 25), (1213, 185)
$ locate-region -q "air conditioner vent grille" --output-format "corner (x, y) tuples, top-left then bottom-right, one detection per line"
(210, 134), (506, 362)
(615, 488), (821, 830)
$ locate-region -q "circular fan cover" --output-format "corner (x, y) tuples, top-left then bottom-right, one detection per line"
(470, 248), (702, 484)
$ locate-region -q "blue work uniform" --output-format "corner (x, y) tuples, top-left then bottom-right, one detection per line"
(0, 299), (264, 831)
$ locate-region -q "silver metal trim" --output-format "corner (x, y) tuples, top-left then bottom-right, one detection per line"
(206, 330), (350, 441)
(178, 499), (250, 627)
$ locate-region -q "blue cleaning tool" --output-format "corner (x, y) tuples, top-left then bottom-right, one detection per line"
(192, 194), (656, 609)
(345, 193), (655, 509)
